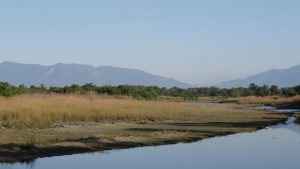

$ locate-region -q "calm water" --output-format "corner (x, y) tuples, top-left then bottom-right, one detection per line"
(1, 111), (300, 169)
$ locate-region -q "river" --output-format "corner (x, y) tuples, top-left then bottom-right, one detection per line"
(1, 108), (300, 169)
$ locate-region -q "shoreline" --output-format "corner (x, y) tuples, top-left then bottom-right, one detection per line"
(0, 115), (288, 164)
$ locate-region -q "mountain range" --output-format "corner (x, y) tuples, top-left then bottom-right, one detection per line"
(217, 64), (300, 88)
(2, 61), (299, 89)
(0, 61), (191, 88)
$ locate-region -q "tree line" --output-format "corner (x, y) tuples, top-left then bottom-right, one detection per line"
(0, 82), (300, 100)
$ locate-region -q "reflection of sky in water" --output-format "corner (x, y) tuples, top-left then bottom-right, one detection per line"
(1, 118), (300, 169)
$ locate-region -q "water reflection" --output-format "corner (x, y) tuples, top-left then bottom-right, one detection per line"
(1, 160), (36, 169)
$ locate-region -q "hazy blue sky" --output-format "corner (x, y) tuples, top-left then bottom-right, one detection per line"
(1, 0), (300, 85)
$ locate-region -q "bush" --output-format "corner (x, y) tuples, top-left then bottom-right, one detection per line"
(0, 82), (24, 97)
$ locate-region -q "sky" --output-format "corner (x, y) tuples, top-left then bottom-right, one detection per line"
(0, 0), (300, 86)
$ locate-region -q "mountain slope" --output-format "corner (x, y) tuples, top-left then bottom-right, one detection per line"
(218, 64), (300, 88)
(0, 61), (192, 88)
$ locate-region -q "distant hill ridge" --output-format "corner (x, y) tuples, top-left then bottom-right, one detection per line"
(0, 61), (192, 88)
(218, 64), (300, 88)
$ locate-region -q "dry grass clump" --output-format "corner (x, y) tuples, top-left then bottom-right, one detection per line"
(0, 94), (277, 128)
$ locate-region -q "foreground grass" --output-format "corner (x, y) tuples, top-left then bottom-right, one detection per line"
(0, 94), (288, 163)
(0, 94), (203, 128)
(0, 94), (286, 129)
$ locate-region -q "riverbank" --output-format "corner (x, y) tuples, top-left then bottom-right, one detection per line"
(295, 114), (300, 124)
(219, 96), (300, 109)
(0, 95), (289, 163)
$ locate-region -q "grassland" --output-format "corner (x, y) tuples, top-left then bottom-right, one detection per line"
(0, 94), (289, 163)
(0, 94), (272, 128)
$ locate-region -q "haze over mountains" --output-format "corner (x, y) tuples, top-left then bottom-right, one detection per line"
(218, 64), (300, 88)
(0, 61), (191, 88)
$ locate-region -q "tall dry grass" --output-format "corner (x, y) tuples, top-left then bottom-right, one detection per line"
(0, 94), (279, 128)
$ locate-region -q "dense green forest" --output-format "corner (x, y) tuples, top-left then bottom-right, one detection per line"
(0, 82), (299, 100)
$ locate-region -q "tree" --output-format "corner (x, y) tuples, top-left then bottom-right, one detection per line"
(282, 88), (297, 96)
(294, 85), (300, 95)
(82, 83), (96, 93)
(0, 82), (16, 97)
(249, 83), (258, 90)
(256, 85), (270, 96)
(249, 83), (258, 95)
(270, 85), (280, 95)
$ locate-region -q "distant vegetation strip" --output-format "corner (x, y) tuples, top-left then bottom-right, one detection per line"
(0, 82), (300, 99)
